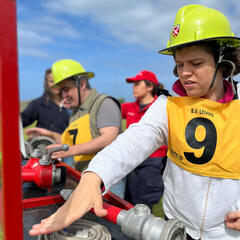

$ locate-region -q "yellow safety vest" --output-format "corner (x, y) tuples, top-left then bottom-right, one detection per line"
(61, 113), (95, 162)
(61, 89), (120, 162)
(167, 96), (240, 179)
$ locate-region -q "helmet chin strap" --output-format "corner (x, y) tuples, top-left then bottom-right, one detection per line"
(223, 59), (236, 94)
(208, 46), (225, 91)
(209, 45), (236, 94)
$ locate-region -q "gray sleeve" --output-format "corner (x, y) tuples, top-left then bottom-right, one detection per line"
(96, 98), (121, 129)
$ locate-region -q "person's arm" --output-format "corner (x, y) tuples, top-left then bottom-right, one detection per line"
(49, 97), (121, 159)
(25, 127), (62, 143)
(29, 171), (107, 236)
(225, 211), (240, 230)
(49, 126), (119, 158)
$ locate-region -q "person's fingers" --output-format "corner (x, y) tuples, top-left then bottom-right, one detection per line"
(29, 172), (103, 236)
(225, 212), (240, 230)
(29, 228), (47, 236)
(94, 207), (108, 217)
(225, 220), (240, 230)
(25, 129), (35, 135)
(29, 214), (59, 236)
(93, 196), (107, 217)
(26, 127), (38, 133)
(28, 199), (83, 236)
(25, 127), (42, 138)
(51, 152), (63, 159)
(31, 223), (41, 230)
(225, 212), (240, 222)
(46, 144), (61, 150)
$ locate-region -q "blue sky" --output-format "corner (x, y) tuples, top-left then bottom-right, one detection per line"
(17, 0), (240, 102)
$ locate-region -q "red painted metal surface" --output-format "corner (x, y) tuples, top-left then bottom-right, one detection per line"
(0, 0), (23, 239)
(23, 195), (123, 225)
(98, 202), (122, 225)
(22, 157), (54, 189)
(22, 161), (133, 226)
(23, 161), (133, 210)
(104, 191), (134, 210)
(23, 195), (65, 209)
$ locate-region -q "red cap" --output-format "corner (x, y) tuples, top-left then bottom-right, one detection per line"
(126, 70), (159, 85)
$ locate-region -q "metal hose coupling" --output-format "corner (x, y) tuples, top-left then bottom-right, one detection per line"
(37, 219), (111, 240)
(117, 204), (186, 240)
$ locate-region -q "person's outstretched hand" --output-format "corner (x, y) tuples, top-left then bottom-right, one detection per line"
(26, 127), (61, 143)
(26, 127), (51, 139)
(29, 172), (107, 236)
(225, 211), (240, 230)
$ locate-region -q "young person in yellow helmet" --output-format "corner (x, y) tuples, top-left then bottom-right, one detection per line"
(29, 5), (240, 239)
(26, 59), (126, 197)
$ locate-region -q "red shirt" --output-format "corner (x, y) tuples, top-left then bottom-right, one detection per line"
(121, 95), (167, 157)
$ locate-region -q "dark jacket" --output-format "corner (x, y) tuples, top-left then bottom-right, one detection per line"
(21, 94), (69, 134)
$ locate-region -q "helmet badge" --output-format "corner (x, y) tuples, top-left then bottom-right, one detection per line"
(172, 24), (180, 37)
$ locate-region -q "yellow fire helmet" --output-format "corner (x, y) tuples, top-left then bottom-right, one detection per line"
(52, 59), (95, 85)
(159, 5), (240, 55)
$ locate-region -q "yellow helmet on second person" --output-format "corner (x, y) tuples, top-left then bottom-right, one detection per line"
(159, 5), (240, 55)
(52, 59), (95, 85)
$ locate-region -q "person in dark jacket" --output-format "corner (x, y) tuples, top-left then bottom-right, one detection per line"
(122, 70), (170, 209)
(21, 68), (69, 134)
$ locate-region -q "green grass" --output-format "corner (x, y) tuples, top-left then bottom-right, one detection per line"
(152, 197), (164, 218)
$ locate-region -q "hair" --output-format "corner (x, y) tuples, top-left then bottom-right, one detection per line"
(43, 68), (57, 104)
(144, 80), (171, 97)
(173, 41), (240, 79)
(44, 68), (52, 94)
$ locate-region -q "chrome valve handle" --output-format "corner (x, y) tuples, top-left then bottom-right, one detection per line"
(39, 144), (69, 165)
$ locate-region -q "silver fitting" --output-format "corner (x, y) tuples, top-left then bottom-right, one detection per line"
(30, 148), (42, 158)
(39, 144), (69, 166)
(117, 204), (186, 240)
(60, 189), (74, 200)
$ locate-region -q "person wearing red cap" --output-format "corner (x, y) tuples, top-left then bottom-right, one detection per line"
(121, 70), (170, 210)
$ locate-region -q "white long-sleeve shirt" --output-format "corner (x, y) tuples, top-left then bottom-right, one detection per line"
(87, 95), (240, 240)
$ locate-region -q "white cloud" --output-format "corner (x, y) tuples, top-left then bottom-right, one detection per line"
(18, 0), (240, 58)
(19, 47), (51, 59)
(18, 27), (53, 58)
(42, 0), (240, 50)
(17, 6), (82, 58)
(43, 0), (175, 49)
(18, 28), (53, 45)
